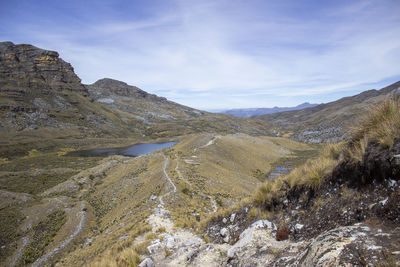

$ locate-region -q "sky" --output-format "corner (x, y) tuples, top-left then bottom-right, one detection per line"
(1, 0), (400, 110)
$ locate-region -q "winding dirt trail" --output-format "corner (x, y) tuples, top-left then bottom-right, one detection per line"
(194, 135), (221, 153)
(31, 202), (88, 267)
(158, 154), (176, 207)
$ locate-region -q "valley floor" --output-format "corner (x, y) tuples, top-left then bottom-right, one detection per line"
(0, 133), (317, 266)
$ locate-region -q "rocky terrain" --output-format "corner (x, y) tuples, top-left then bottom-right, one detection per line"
(1, 41), (399, 267)
(257, 81), (400, 143)
(0, 41), (273, 153)
(0, 133), (315, 266)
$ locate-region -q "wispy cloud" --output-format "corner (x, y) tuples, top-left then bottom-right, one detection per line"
(0, 0), (399, 109)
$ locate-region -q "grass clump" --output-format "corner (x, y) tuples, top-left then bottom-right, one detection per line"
(155, 227), (166, 233)
(0, 157), (9, 164)
(253, 143), (341, 208)
(145, 232), (157, 240)
(248, 207), (258, 218)
(56, 147), (75, 156)
(352, 97), (400, 148)
(96, 247), (141, 267)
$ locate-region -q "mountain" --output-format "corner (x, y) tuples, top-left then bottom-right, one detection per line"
(85, 78), (273, 139)
(256, 81), (400, 143)
(1, 41), (399, 267)
(223, 102), (318, 117)
(0, 41), (272, 157)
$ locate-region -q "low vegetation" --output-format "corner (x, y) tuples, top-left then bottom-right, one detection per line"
(20, 210), (66, 265)
(253, 97), (400, 209)
(351, 97), (400, 148)
(202, 96), (400, 246)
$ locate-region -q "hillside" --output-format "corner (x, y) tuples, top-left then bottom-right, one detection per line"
(256, 81), (400, 143)
(223, 102), (318, 117)
(85, 78), (273, 139)
(0, 133), (317, 266)
(45, 97), (398, 267)
(0, 42), (313, 266)
(1, 41), (399, 267)
(201, 97), (400, 266)
(0, 42), (272, 158)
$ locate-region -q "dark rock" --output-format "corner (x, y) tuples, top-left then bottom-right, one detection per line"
(0, 41), (88, 97)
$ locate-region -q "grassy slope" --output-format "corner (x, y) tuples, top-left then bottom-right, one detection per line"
(256, 81), (400, 140)
(0, 133), (316, 266)
(224, 96), (400, 231)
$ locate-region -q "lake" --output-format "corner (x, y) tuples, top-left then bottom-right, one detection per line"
(67, 141), (178, 157)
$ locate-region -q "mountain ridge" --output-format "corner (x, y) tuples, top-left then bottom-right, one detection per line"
(257, 81), (400, 143)
(0, 41), (273, 157)
(223, 102), (318, 117)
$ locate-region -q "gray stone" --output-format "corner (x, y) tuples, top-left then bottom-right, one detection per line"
(223, 235), (230, 243)
(164, 235), (176, 249)
(119, 235), (128, 240)
(138, 258), (155, 267)
(295, 223), (304, 230)
(230, 213), (236, 223)
(220, 227), (229, 237)
(227, 247), (236, 258)
(147, 243), (161, 254)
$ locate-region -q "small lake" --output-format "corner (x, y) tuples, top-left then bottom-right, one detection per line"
(67, 141), (178, 157)
(267, 161), (295, 179)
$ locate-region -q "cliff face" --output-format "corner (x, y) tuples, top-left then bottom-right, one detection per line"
(0, 42), (116, 136)
(0, 41), (88, 111)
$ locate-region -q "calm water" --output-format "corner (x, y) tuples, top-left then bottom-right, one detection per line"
(267, 162), (294, 179)
(67, 141), (178, 157)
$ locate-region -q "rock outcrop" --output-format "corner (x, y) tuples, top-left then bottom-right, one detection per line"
(0, 41), (88, 102)
(87, 78), (164, 101)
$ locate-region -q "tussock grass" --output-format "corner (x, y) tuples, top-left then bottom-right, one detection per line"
(351, 97), (400, 148)
(93, 246), (141, 267)
(251, 97), (400, 211)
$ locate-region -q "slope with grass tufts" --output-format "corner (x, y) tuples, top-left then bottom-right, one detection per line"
(204, 97), (400, 266)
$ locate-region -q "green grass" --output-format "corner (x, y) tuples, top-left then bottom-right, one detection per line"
(0, 206), (23, 262)
(0, 152), (100, 194)
(19, 210), (66, 265)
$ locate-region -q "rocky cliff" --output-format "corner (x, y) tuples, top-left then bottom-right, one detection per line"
(0, 41), (88, 110)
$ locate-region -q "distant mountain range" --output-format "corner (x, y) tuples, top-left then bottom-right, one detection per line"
(1, 41), (399, 147)
(222, 102), (318, 117)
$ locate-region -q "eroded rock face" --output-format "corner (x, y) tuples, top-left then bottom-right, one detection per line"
(0, 41), (88, 99)
(87, 78), (165, 101)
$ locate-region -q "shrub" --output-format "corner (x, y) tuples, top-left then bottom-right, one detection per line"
(275, 226), (289, 241)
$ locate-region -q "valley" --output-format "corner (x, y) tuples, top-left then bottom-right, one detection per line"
(0, 133), (316, 266)
(0, 41), (399, 267)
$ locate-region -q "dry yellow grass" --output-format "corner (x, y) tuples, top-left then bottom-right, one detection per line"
(351, 97), (400, 148)
(252, 97), (400, 209)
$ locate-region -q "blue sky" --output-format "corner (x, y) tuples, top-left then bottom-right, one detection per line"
(1, 0), (400, 110)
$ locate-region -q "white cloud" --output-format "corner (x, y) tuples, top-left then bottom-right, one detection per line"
(1, 0), (399, 109)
